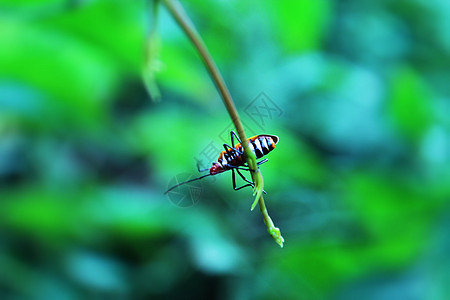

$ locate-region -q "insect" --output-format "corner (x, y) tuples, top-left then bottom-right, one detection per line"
(164, 131), (279, 194)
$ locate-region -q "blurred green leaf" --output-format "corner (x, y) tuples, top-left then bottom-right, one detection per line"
(265, 129), (326, 188)
(0, 18), (119, 128)
(42, 0), (144, 71)
(388, 67), (435, 141)
(268, 0), (333, 53)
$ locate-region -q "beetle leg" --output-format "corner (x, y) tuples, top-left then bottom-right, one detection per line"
(232, 169), (253, 191)
(257, 158), (268, 165)
(223, 143), (236, 153)
(235, 168), (254, 185)
(229, 168), (267, 194)
(236, 158), (269, 172)
(235, 168), (267, 194)
(230, 131), (242, 148)
(228, 164), (251, 171)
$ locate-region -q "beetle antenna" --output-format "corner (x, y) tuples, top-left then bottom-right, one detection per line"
(164, 173), (211, 194)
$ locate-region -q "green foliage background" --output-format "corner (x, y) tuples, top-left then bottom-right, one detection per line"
(1, 0), (449, 299)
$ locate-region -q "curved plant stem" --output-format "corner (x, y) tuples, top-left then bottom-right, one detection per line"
(161, 0), (284, 247)
(143, 0), (162, 101)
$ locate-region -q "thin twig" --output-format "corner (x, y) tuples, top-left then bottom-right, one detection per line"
(160, 0), (283, 247)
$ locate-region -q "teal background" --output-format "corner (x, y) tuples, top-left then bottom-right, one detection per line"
(0, 0), (449, 299)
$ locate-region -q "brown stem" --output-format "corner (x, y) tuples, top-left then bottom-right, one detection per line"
(160, 0), (283, 246)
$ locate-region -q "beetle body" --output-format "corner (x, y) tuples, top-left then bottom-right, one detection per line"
(210, 134), (279, 175)
(165, 131), (279, 194)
